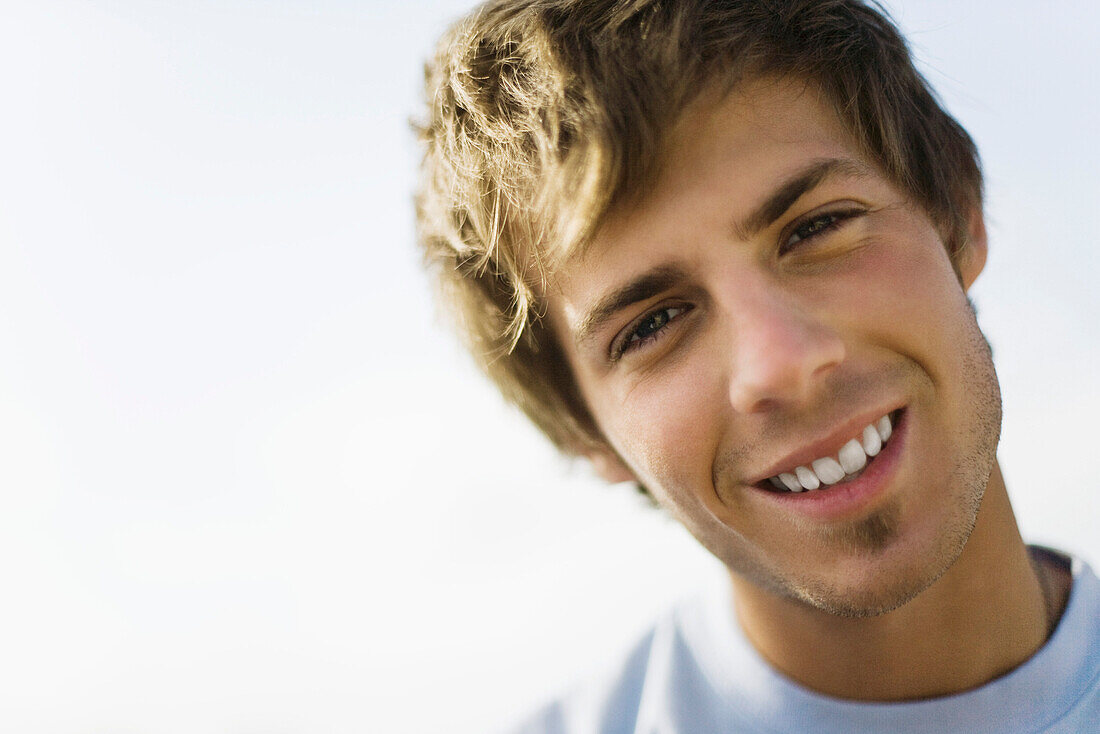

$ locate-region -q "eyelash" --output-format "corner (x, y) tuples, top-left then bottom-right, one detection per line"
(781, 206), (865, 254)
(610, 207), (864, 361)
(612, 304), (692, 360)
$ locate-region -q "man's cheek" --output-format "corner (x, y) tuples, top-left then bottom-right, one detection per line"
(612, 385), (718, 488)
(844, 239), (959, 342)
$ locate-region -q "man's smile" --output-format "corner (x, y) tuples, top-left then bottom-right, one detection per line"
(759, 408), (903, 493)
(749, 408), (910, 525)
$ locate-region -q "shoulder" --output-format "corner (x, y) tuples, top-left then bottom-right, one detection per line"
(505, 622), (662, 734)
(1039, 549), (1100, 731)
(502, 576), (771, 734)
(503, 590), (736, 734)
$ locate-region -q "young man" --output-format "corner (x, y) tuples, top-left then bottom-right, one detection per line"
(416, 1), (1100, 731)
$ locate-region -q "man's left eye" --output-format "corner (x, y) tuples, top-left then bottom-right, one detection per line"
(783, 208), (863, 252)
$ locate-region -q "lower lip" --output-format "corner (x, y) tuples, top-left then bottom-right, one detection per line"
(755, 409), (908, 522)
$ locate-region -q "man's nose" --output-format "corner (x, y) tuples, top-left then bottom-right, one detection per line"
(724, 283), (846, 415)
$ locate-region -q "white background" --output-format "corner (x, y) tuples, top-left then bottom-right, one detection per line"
(0, 1), (1096, 732)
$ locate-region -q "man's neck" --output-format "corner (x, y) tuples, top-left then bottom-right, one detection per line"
(729, 461), (1071, 701)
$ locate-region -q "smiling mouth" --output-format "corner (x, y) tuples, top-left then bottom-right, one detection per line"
(759, 409), (903, 493)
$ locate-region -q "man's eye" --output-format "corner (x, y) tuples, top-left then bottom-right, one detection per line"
(783, 208), (863, 252)
(613, 305), (690, 360)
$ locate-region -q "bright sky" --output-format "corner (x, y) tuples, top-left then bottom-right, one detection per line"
(0, 1), (1096, 732)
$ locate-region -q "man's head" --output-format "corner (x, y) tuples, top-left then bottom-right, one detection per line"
(416, 0), (997, 615)
(416, 0), (982, 458)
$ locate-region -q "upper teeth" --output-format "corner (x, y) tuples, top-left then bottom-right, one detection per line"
(768, 413), (894, 492)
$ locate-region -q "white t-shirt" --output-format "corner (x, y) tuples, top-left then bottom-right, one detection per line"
(511, 549), (1100, 733)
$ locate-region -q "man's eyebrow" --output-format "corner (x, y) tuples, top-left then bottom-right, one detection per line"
(570, 159), (872, 349)
(573, 264), (688, 348)
(735, 157), (874, 240)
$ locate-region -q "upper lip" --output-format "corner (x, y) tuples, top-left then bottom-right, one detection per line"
(747, 403), (904, 484)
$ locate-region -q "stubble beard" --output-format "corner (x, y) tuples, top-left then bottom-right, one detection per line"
(785, 308), (1003, 619)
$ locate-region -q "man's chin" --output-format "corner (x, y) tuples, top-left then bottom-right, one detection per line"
(794, 574), (935, 619)
(777, 506), (976, 619)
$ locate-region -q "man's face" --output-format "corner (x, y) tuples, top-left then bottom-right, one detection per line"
(548, 78), (1001, 616)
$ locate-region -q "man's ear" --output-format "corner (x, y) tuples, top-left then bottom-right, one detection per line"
(583, 444), (637, 484)
(958, 206), (988, 291)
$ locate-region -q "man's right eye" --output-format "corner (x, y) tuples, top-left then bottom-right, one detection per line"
(612, 305), (692, 361)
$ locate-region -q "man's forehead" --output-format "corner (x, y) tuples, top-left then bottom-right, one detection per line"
(555, 79), (864, 256)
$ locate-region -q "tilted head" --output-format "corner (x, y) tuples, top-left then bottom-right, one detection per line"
(414, 0), (983, 489)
